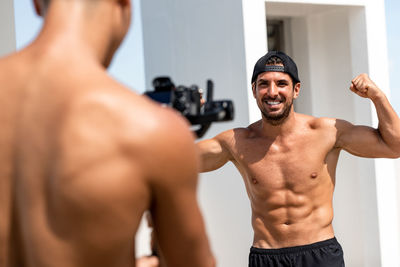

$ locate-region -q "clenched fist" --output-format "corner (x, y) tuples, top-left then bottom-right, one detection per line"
(350, 73), (383, 101)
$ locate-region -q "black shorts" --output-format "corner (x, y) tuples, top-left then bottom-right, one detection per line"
(249, 237), (345, 267)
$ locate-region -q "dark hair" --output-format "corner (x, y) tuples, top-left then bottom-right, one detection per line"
(265, 56), (283, 66)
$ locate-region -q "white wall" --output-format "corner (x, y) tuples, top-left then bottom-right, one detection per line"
(0, 0), (16, 57)
(364, 1), (400, 266)
(139, 0), (267, 266)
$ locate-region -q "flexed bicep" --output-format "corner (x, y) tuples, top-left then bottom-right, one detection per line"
(335, 119), (399, 158)
(343, 74), (400, 158)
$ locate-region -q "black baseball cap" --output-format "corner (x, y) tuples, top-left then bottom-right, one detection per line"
(251, 51), (300, 85)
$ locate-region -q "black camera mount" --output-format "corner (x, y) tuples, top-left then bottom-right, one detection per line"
(144, 77), (234, 138)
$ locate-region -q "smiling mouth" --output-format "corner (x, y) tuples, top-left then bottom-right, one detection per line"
(264, 100), (283, 107)
(266, 101), (281, 105)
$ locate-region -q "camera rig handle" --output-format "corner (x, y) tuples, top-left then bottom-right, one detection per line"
(193, 80), (214, 138)
(205, 80), (213, 110)
(188, 80), (234, 138)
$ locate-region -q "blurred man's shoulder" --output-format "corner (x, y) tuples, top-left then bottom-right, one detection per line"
(68, 78), (192, 145)
(59, 79), (196, 179)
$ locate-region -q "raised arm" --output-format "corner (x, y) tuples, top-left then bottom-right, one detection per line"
(145, 110), (215, 267)
(196, 131), (233, 172)
(335, 73), (400, 158)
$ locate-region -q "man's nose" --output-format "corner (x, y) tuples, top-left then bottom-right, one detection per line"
(267, 84), (279, 98)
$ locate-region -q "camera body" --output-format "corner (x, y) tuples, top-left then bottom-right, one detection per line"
(144, 77), (234, 138)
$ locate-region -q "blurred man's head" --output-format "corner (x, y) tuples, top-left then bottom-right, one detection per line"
(32, 0), (132, 67)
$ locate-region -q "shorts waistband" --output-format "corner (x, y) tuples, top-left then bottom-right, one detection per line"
(250, 237), (339, 255)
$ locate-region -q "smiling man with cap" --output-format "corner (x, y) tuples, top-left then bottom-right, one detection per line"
(197, 51), (400, 267)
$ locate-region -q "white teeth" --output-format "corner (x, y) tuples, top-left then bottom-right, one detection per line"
(267, 101), (280, 105)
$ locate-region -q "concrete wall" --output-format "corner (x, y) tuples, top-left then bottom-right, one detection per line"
(0, 0), (16, 57)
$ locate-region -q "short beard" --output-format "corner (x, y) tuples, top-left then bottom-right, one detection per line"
(261, 99), (293, 126)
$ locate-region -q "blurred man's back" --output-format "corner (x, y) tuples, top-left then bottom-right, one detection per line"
(0, 1), (214, 266)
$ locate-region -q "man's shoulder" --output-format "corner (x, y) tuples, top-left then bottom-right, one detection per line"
(68, 81), (193, 148)
(212, 126), (252, 142)
(213, 121), (262, 140)
(0, 52), (29, 83)
(296, 113), (337, 131)
(62, 81), (197, 178)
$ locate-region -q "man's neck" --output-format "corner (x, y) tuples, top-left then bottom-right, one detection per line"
(31, 1), (118, 68)
(259, 111), (297, 138)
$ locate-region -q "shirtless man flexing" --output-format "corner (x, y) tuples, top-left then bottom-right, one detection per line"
(197, 51), (400, 267)
(0, 0), (214, 267)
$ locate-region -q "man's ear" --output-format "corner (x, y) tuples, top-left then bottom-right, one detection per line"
(293, 82), (301, 99)
(252, 83), (256, 98)
(33, 0), (42, 16)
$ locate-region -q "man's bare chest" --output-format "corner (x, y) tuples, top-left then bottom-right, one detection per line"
(229, 137), (337, 192)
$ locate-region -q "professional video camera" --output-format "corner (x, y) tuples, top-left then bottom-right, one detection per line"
(144, 77), (234, 138)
